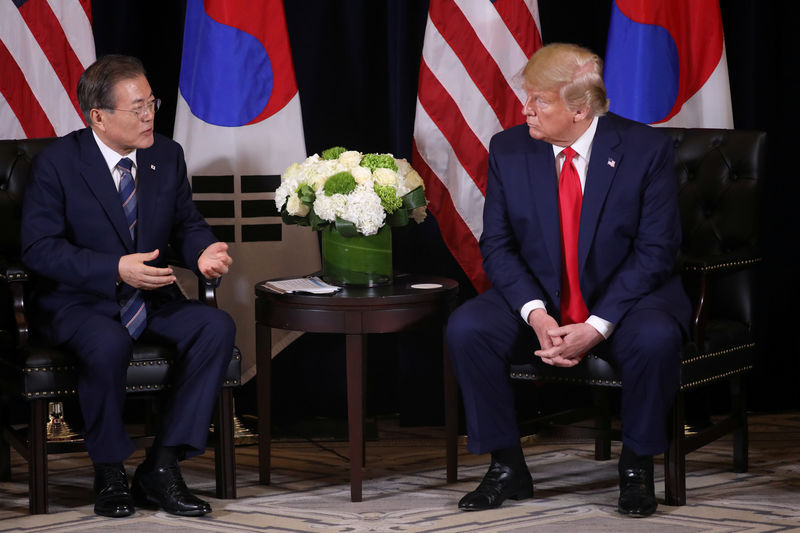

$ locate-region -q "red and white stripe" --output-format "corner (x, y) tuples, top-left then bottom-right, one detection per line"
(0, 0), (94, 139)
(413, 0), (541, 292)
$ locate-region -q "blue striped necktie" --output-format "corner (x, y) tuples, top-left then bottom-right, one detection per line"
(116, 157), (146, 339)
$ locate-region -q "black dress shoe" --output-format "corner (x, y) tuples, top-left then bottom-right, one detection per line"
(93, 463), (135, 518)
(132, 462), (211, 516)
(458, 460), (533, 511)
(618, 468), (657, 517)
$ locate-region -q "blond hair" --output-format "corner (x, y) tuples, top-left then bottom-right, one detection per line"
(521, 43), (609, 117)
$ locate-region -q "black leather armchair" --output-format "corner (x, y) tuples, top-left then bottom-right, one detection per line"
(444, 127), (765, 506)
(0, 137), (241, 514)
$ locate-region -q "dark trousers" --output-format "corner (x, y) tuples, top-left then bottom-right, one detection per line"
(446, 288), (683, 458)
(61, 299), (235, 464)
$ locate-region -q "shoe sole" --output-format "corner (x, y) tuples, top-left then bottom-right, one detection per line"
(94, 507), (134, 518)
(617, 505), (657, 518)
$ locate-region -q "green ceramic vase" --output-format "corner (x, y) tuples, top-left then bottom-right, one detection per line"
(321, 225), (392, 286)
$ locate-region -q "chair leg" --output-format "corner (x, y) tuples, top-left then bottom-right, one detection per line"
(30, 398), (49, 514)
(443, 343), (459, 483)
(214, 388), (236, 499)
(592, 388), (612, 460)
(731, 376), (748, 473)
(0, 426), (10, 481)
(664, 391), (686, 506)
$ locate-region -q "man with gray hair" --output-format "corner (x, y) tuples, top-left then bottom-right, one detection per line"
(446, 43), (690, 517)
(22, 54), (234, 518)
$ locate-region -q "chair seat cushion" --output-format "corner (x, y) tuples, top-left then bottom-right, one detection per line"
(0, 340), (241, 399)
(681, 319), (754, 390)
(510, 354), (622, 387)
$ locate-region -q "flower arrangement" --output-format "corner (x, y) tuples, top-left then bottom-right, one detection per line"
(275, 146), (427, 237)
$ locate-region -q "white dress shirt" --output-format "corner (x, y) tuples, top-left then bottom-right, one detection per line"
(519, 116), (615, 339)
(92, 130), (138, 192)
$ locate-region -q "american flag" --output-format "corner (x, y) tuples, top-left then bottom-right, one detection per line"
(412, 0), (542, 292)
(0, 0), (95, 139)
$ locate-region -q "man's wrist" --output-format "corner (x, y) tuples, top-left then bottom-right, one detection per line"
(586, 314), (614, 339)
(520, 299), (546, 324)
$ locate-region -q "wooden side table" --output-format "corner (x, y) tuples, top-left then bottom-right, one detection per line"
(254, 274), (458, 502)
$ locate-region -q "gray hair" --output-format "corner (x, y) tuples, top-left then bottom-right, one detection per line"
(77, 54), (147, 124)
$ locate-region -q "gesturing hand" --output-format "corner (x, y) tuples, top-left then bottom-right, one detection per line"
(198, 241), (233, 280)
(118, 249), (175, 290)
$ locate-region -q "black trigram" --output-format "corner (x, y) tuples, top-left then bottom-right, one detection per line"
(191, 174), (282, 243)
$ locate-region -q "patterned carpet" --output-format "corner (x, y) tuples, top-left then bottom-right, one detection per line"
(1, 413), (799, 532)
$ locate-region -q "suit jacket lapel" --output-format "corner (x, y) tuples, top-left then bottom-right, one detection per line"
(135, 149), (158, 253)
(526, 141), (562, 276)
(78, 129), (135, 251)
(579, 116), (622, 271)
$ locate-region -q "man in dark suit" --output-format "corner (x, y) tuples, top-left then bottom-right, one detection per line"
(446, 43), (690, 517)
(21, 55), (235, 518)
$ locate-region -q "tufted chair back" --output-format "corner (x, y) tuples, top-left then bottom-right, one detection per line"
(665, 128), (765, 335)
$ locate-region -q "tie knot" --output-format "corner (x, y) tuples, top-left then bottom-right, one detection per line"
(561, 146), (577, 161)
(117, 157), (134, 173)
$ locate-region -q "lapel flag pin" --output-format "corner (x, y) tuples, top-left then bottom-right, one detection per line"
(150, 164), (156, 170)
(607, 158), (615, 168)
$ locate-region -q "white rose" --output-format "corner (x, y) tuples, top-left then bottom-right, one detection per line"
(404, 169), (424, 191)
(281, 162), (300, 181)
(395, 158), (412, 175)
(286, 195), (310, 217)
(351, 166), (372, 185)
(338, 150), (362, 169)
(373, 167), (398, 187)
(411, 205), (428, 224)
(307, 171), (328, 191)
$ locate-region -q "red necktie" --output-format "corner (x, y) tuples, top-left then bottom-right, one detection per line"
(558, 147), (588, 325)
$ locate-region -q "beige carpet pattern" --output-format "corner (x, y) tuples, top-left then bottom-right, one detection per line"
(1, 413), (799, 532)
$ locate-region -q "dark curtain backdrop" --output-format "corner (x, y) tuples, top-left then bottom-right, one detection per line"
(90, 0), (799, 418)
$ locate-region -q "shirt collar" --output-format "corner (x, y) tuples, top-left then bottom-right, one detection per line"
(91, 129), (138, 175)
(551, 115), (600, 161)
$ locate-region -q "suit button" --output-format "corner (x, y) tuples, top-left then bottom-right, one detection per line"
(555, 290), (561, 297)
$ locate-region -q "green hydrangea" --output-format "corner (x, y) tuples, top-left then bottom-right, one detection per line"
(373, 183), (402, 213)
(360, 153), (397, 172)
(323, 171), (357, 196)
(321, 146), (348, 160)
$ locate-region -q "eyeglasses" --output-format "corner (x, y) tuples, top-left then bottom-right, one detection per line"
(105, 98), (161, 120)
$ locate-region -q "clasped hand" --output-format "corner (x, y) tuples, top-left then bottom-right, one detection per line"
(527, 308), (603, 367)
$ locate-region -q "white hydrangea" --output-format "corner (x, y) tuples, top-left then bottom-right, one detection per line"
(274, 180), (294, 211)
(276, 149), (427, 236)
(313, 192), (345, 222)
(341, 185), (386, 236)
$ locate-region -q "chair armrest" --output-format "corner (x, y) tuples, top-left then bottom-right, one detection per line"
(679, 249), (760, 348)
(679, 249), (761, 274)
(0, 255), (30, 347)
(162, 246), (219, 308)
